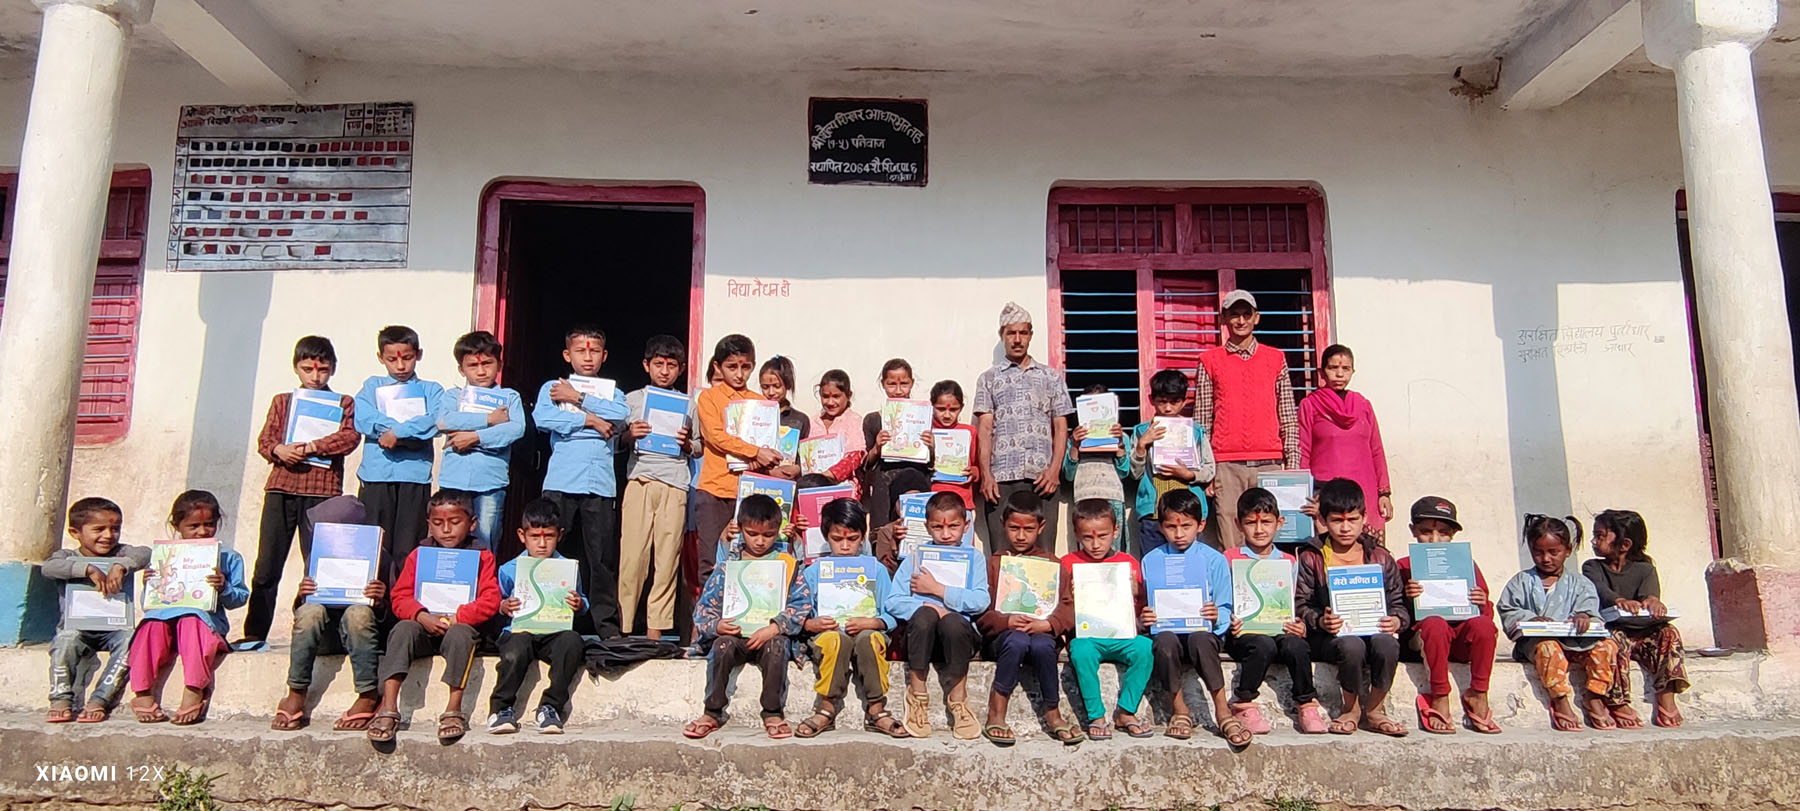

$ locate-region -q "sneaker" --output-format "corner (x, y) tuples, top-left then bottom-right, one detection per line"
(487, 708), (519, 734)
(535, 705), (564, 735)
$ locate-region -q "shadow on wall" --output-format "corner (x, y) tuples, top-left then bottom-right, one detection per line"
(183, 271), (273, 526)
(1493, 283), (1573, 571)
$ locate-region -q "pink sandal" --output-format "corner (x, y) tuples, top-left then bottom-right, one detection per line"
(1230, 702), (1272, 735)
(1296, 701), (1329, 735)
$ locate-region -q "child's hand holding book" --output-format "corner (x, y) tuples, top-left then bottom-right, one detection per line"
(1321, 607), (1343, 634)
(1378, 615), (1401, 634)
(745, 622), (780, 650)
(1572, 613), (1592, 635)
(205, 568), (225, 590)
(500, 597), (523, 616)
(273, 443), (308, 466)
(85, 562), (126, 596)
(911, 569), (944, 598)
(717, 619), (742, 638)
(804, 617), (837, 633)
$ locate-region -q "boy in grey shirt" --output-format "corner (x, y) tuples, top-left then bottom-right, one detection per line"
(619, 335), (703, 639)
(42, 497), (150, 723)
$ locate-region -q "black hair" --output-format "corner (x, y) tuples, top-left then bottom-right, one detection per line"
(520, 497), (561, 531)
(292, 335), (336, 367)
(644, 334), (685, 363)
(817, 369), (853, 399)
(929, 379), (964, 406)
(428, 490), (474, 518)
(819, 498), (868, 537)
(1321, 344), (1355, 367)
(565, 325), (607, 347)
(1593, 509), (1651, 563)
(68, 497), (121, 529)
(710, 334), (756, 373)
(924, 491), (966, 520)
(1082, 383), (1109, 395)
(1158, 489), (1207, 524)
(453, 330), (502, 363)
(1237, 487), (1281, 519)
(889, 469), (930, 507)
(737, 493), (782, 528)
(1315, 477), (1367, 519)
(760, 355), (797, 406)
(1001, 489), (1045, 523)
(376, 325), (420, 353)
(168, 489), (223, 530)
(1149, 369), (1189, 402)
(1524, 513), (1583, 551)
(795, 473), (835, 489)
(879, 358), (913, 382)
(1072, 498), (1117, 528)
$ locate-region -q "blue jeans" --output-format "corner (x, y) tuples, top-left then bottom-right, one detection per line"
(442, 487), (506, 550)
(48, 628), (131, 707)
(287, 603), (381, 693)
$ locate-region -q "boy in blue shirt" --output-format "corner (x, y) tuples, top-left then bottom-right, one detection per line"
(887, 491), (992, 739)
(531, 325), (631, 639)
(488, 498), (589, 735)
(434, 331), (526, 550)
(353, 325), (447, 569)
(1127, 369), (1217, 554)
(795, 498), (904, 739)
(1140, 489), (1246, 747)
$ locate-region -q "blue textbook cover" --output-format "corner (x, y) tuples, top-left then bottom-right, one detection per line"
(307, 523), (383, 606)
(736, 473), (797, 530)
(1257, 470), (1314, 544)
(1142, 547), (1209, 634)
(414, 547), (479, 614)
(916, 544), (978, 597)
(814, 555), (884, 619)
(1327, 563), (1386, 636)
(637, 387), (690, 457)
(285, 389), (344, 469)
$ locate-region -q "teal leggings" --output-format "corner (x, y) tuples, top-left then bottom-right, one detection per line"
(1068, 635), (1153, 722)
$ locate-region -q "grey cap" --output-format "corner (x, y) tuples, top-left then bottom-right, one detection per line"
(1221, 290), (1259, 311)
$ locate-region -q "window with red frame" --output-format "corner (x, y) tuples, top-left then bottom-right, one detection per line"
(0, 169), (151, 444)
(1048, 188), (1331, 427)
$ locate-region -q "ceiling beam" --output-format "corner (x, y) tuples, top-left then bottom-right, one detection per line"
(1497, 0), (1643, 110)
(150, 0), (306, 99)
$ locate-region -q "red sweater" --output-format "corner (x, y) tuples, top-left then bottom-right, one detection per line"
(1199, 343), (1286, 462)
(389, 543), (502, 627)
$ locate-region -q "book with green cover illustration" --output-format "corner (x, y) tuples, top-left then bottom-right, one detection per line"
(1073, 561), (1136, 639)
(880, 398), (932, 463)
(723, 558), (790, 628)
(1231, 556), (1296, 635)
(510, 556), (579, 634)
(815, 556), (882, 619)
(143, 540), (220, 612)
(995, 555), (1060, 620)
(931, 427), (972, 483)
(800, 435), (845, 476)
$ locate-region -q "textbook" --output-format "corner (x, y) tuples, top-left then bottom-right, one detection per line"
(796, 483), (857, 558)
(1599, 605), (1682, 623)
(1407, 542), (1477, 620)
(1256, 470), (1313, 544)
(414, 547), (480, 615)
(510, 556), (580, 634)
(778, 426), (801, 466)
(558, 375), (617, 416)
(1150, 416), (1197, 469)
(1143, 550), (1209, 634)
(814, 555), (883, 620)
(930, 427), (972, 483)
(285, 389), (344, 468)
(306, 523), (382, 606)
(799, 435), (845, 476)
(736, 473), (796, 531)
(1075, 392), (1122, 452)
(725, 399), (780, 472)
(1327, 563), (1386, 636)
(62, 557), (134, 632)
(1073, 561), (1137, 639)
(1518, 620), (1612, 638)
(458, 386), (508, 415)
(723, 558), (791, 628)
(1231, 556), (1296, 635)
(879, 398), (933, 463)
(637, 386), (690, 457)
(374, 381), (428, 422)
(897, 492), (932, 558)
(995, 555), (1060, 620)
(917, 545), (978, 597)
(143, 540), (220, 613)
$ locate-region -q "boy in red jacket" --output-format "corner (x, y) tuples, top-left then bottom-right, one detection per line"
(1397, 496), (1500, 734)
(365, 491), (500, 747)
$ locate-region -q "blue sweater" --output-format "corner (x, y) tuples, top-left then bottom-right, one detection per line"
(352, 374), (448, 484)
(1142, 540), (1233, 635)
(435, 385), (527, 493)
(532, 379), (631, 497)
(497, 551), (590, 613)
(885, 548), (992, 621)
(143, 547), (248, 637)
(1125, 420), (1217, 520)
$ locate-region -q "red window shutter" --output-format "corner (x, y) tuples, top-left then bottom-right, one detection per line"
(1150, 272), (1220, 410)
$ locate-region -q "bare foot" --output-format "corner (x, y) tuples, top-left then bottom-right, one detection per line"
(646, 629), (664, 641)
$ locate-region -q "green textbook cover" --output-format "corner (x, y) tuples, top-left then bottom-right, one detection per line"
(995, 555), (1060, 620)
(510, 556), (579, 634)
(143, 540), (219, 612)
(1231, 556), (1296, 635)
(1408, 542), (1478, 620)
(723, 558), (790, 628)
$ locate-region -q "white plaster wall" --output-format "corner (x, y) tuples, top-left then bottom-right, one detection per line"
(1, 59), (1790, 647)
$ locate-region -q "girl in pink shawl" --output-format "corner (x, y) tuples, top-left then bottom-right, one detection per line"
(1299, 345), (1393, 535)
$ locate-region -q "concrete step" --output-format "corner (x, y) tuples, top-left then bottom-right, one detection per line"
(3, 640), (1794, 739)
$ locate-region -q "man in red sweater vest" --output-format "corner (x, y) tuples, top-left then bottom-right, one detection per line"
(1196, 291), (1300, 548)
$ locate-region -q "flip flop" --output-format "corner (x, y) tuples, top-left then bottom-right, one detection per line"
(1361, 716), (1409, 738)
(333, 711), (376, 731)
(1049, 721), (1085, 745)
(762, 716), (793, 739)
(1462, 709), (1502, 735)
(171, 699), (210, 726)
(270, 708), (309, 731)
(1118, 718), (1154, 739)
(683, 715), (722, 739)
(1609, 704), (1644, 729)
(981, 724), (1016, 747)
(1549, 707), (1582, 732)
(1416, 695), (1454, 735)
(1653, 706), (1684, 728)
(76, 705), (110, 724)
(46, 704), (75, 724)
(131, 698), (168, 724)
(1086, 720), (1114, 741)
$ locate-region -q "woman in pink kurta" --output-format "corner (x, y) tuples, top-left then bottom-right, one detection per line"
(1299, 344), (1393, 534)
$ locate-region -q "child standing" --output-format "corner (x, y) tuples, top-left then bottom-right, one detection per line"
(435, 330), (526, 551)
(1141, 490), (1248, 747)
(693, 334), (783, 585)
(863, 359), (932, 529)
(975, 491), (1079, 745)
(489, 498), (589, 735)
(43, 497), (147, 723)
(620, 335), (701, 640)
(128, 491), (248, 726)
(353, 325), (446, 570)
(1224, 488), (1327, 735)
(1065, 383), (1131, 541)
(272, 495), (387, 732)
(1128, 369), (1216, 555)
(796, 498), (906, 738)
(760, 355), (809, 480)
(887, 491), (992, 739)
(926, 380), (980, 510)
(684, 495), (811, 739)
(366, 492), (501, 746)
(532, 325), (631, 639)
(1585, 509), (1687, 727)
(1060, 499), (1154, 740)
(1397, 496), (1500, 734)
(810, 369), (868, 492)
(240, 335), (361, 650)
(1293, 478), (1409, 736)
(1499, 514), (1620, 732)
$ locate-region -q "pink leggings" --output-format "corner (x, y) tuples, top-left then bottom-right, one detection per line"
(128, 616), (225, 693)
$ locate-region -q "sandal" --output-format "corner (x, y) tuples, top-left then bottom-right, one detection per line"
(1086, 720), (1113, 741)
(1653, 706), (1684, 728)
(1296, 702), (1329, 735)
(46, 703), (75, 724)
(131, 696), (168, 724)
(948, 700), (980, 740)
(1165, 713), (1195, 740)
(1118, 717), (1154, 738)
(1219, 715), (1253, 749)
(76, 704), (110, 724)
(763, 715), (793, 739)
(437, 711), (469, 743)
(1609, 704), (1644, 729)
(271, 708), (309, 731)
(1463, 708), (1503, 734)
(1550, 706), (1582, 732)
(171, 699), (210, 726)
(334, 711), (376, 731)
(1230, 701), (1272, 735)
(981, 724), (1016, 747)
(1049, 721), (1085, 745)
(1361, 715), (1409, 737)
(1416, 695), (1454, 735)
(864, 709), (912, 738)
(1327, 716), (1357, 735)
(366, 711), (401, 743)
(902, 692), (932, 738)
(795, 709), (837, 739)
(1582, 706), (1617, 731)
(682, 714), (722, 739)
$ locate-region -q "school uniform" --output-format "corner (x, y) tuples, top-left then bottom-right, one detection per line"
(886, 547), (992, 685)
(618, 387), (702, 635)
(1144, 541), (1234, 700)
(489, 552), (590, 717)
(532, 378), (631, 638)
(353, 374), (448, 571)
(1222, 546), (1318, 705)
(803, 558), (898, 710)
(435, 384), (527, 550)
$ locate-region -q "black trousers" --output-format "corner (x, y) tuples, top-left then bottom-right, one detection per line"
(1227, 632), (1317, 704)
(903, 607), (980, 683)
(542, 491), (621, 639)
(692, 491), (735, 587)
(489, 630), (586, 715)
(242, 491), (327, 640)
(359, 481), (429, 579)
(1310, 632), (1401, 695)
(705, 635), (789, 720)
(1151, 630), (1226, 695)
(378, 619), (481, 689)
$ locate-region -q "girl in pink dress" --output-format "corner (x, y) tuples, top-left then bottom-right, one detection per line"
(808, 369), (867, 495)
(1298, 345), (1393, 536)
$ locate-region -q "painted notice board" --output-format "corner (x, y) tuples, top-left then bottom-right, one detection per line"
(808, 98), (927, 187)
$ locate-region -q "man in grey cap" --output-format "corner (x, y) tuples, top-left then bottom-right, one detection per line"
(975, 301), (1074, 551)
(1197, 290), (1300, 548)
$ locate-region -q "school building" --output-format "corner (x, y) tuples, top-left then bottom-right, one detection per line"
(0, 0), (1798, 656)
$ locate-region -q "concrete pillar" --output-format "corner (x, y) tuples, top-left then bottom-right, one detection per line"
(1643, 0), (1800, 650)
(0, 0), (150, 645)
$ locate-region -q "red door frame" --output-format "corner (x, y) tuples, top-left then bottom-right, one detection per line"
(473, 179), (707, 385)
